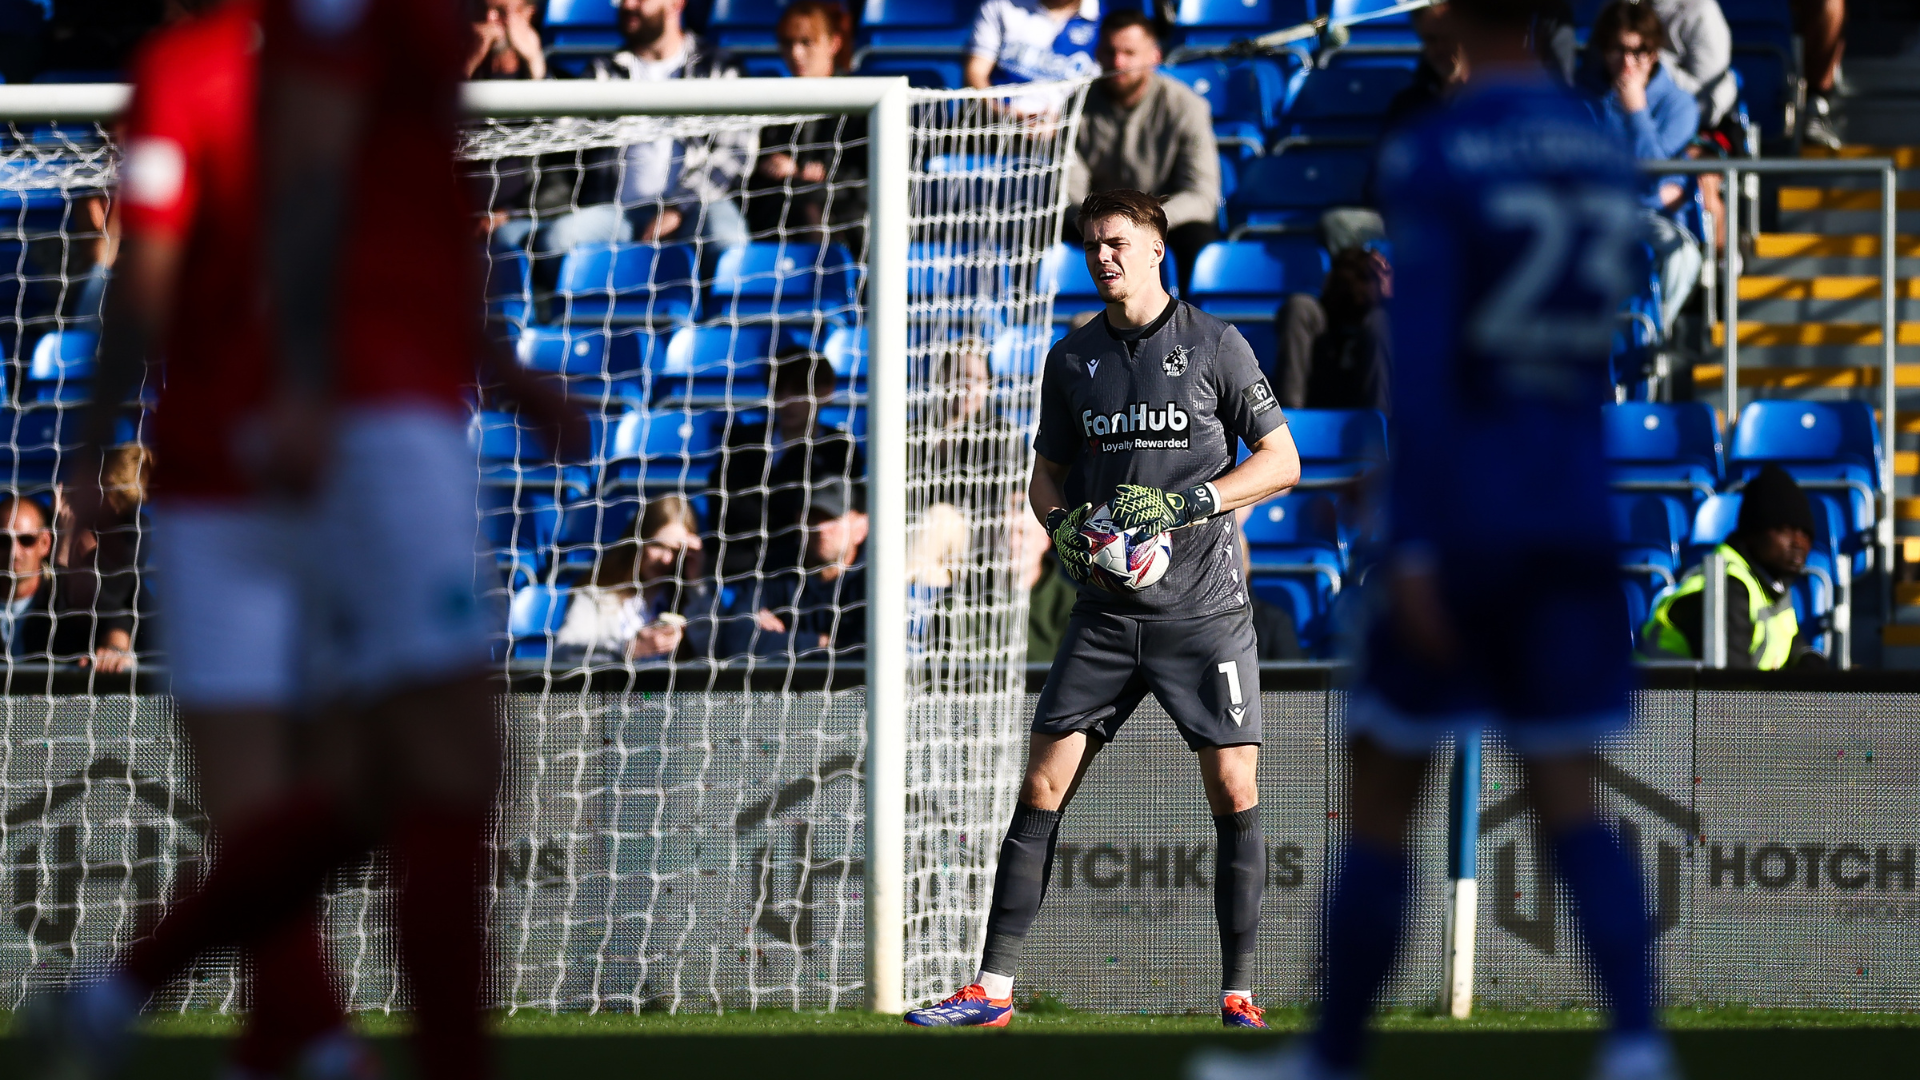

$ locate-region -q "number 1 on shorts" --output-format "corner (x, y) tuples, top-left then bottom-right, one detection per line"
(1217, 661), (1243, 706)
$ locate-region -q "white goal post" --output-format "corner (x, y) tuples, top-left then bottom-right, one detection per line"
(0, 74), (1055, 1016)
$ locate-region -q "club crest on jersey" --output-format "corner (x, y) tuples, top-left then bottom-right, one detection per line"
(1162, 345), (1191, 377)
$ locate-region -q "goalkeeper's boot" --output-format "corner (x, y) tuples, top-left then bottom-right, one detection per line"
(1221, 993), (1267, 1029)
(1186, 1043), (1356, 1080)
(1591, 1033), (1684, 1080)
(20, 972), (142, 1080)
(902, 984), (1014, 1028)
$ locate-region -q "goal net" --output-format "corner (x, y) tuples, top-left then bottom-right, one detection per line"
(0, 78), (1087, 1014)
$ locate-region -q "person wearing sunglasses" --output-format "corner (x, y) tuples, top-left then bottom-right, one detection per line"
(0, 494), (135, 670)
(1580, 0), (1702, 338)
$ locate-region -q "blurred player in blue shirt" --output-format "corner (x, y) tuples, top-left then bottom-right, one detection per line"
(1189, 0), (1677, 1076)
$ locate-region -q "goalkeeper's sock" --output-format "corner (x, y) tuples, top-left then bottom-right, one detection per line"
(124, 791), (369, 995)
(1553, 821), (1654, 1035)
(396, 803), (494, 1080)
(233, 908), (344, 1075)
(1213, 806), (1264, 995)
(1312, 839), (1408, 1073)
(977, 803), (1062, 983)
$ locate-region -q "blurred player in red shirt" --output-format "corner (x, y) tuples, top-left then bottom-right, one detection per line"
(34, 0), (581, 1077)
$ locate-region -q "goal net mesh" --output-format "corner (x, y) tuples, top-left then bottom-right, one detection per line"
(0, 82), (1086, 1013)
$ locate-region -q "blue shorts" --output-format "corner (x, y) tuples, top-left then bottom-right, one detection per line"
(1348, 551), (1634, 756)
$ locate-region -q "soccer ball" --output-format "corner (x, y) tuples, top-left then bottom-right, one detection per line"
(1080, 503), (1172, 593)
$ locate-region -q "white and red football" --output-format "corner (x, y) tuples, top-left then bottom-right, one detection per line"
(1080, 503), (1172, 593)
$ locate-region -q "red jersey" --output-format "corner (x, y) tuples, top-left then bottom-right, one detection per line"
(259, 0), (480, 409)
(120, 0), (268, 497)
(122, 0), (478, 498)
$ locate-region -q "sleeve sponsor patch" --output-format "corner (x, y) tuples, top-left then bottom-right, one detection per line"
(1242, 378), (1278, 416)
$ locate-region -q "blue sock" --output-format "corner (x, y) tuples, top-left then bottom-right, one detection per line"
(1312, 840), (1408, 1072)
(1553, 821), (1653, 1034)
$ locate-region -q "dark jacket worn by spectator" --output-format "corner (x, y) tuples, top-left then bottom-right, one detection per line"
(1276, 247), (1392, 412)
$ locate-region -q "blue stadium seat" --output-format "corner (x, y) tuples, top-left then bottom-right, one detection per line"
(556, 243), (698, 325)
(1243, 491), (1345, 652)
(853, 53), (968, 88)
(469, 409), (594, 495)
(860, 0), (974, 50)
(709, 242), (859, 325)
(486, 250), (533, 330)
(478, 484), (561, 580)
(1187, 238), (1329, 374)
(1325, 0), (1421, 49)
(1622, 576), (1657, 649)
(1610, 242), (1664, 395)
(821, 325), (868, 382)
(1171, 0), (1314, 48)
(601, 407), (728, 493)
(516, 325), (658, 401)
(657, 324), (784, 404)
(1603, 402), (1722, 505)
(27, 329), (96, 402)
(818, 403), (869, 439)
(544, 0), (619, 51)
(987, 325), (1062, 379)
(0, 407), (74, 490)
(1223, 56), (1305, 134)
(507, 585), (571, 661)
(1729, 52), (1792, 140)
(1286, 408), (1387, 488)
(1277, 66), (1414, 145)
(1610, 491), (1689, 586)
(1229, 147), (1372, 234)
(909, 240), (994, 304)
(1162, 58), (1271, 159)
(709, 0), (787, 52)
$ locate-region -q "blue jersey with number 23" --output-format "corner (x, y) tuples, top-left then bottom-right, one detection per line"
(1376, 74), (1641, 560)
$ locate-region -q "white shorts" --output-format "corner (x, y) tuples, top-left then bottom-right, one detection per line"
(151, 406), (494, 711)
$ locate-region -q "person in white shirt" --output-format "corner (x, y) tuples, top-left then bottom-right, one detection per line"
(534, 0), (751, 260)
(965, 0), (1102, 113)
(555, 494), (713, 664)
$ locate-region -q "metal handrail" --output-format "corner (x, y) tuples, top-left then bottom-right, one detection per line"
(1639, 156), (1900, 623)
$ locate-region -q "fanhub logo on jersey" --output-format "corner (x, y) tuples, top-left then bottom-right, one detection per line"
(1082, 401), (1191, 452)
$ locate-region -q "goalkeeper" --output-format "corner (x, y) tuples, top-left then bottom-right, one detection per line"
(906, 189), (1300, 1029)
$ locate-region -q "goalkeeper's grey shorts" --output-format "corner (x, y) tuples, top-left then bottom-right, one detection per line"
(1031, 606), (1261, 751)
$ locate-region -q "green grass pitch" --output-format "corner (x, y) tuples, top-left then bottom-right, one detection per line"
(5, 1007), (1917, 1079)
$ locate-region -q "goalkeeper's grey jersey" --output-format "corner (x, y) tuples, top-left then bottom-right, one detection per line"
(1033, 299), (1287, 621)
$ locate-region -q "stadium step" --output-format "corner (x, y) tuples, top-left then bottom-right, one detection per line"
(1708, 321), (1920, 345)
(1750, 233), (1920, 258)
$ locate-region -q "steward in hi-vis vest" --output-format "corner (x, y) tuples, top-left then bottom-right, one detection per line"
(1642, 464), (1827, 670)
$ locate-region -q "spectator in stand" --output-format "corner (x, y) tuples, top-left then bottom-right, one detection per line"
(1275, 246), (1393, 413)
(1013, 509), (1076, 665)
(0, 494), (133, 669)
(1649, 0), (1734, 129)
(1643, 465), (1827, 669)
(1793, 0), (1845, 148)
(533, 0), (750, 259)
(1065, 10), (1220, 297)
(467, 0), (546, 81)
(55, 444), (150, 654)
(718, 477), (867, 660)
(709, 350), (864, 579)
(1582, 0), (1700, 335)
(965, 0), (1102, 114)
(743, 0), (868, 252)
(922, 339), (1019, 510)
(554, 494), (714, 664)
(1383, 3), (1470, 129)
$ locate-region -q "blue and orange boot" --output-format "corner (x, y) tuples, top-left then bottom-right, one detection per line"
(903, 984), (1015, 1028)
(1221, 993), (1267, 1029)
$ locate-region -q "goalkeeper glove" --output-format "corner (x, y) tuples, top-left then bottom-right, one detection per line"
(1109, 482), (1220, 536)
(1044, 503), (1096, 586)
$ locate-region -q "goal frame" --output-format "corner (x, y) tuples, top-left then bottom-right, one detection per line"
(0, 76), (915, 1015)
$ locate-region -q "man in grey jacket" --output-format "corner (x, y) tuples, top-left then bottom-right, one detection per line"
(1066, 10), (1221, 295)
(1651, 0), (1735, 127)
